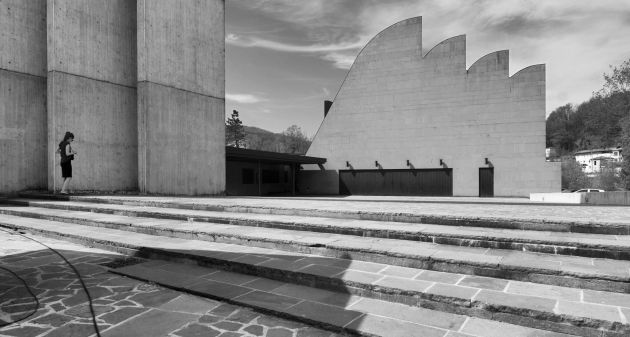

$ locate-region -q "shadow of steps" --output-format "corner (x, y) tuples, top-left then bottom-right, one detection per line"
(112, 260), (580, 337)
(0, 214), (627, 336)
(4, 199), (630, 260)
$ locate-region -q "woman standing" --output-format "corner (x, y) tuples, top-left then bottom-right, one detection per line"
(58, 132), (77, 194)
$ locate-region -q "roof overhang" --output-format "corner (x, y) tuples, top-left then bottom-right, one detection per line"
(225, 146), (326, 165)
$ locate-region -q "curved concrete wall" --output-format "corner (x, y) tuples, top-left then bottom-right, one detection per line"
(306, 17), (560, 197)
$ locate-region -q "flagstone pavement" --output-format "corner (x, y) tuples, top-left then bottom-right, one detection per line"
(0, 230), (344, 337)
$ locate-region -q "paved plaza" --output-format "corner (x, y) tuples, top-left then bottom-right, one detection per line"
(0, 231), (343, 337)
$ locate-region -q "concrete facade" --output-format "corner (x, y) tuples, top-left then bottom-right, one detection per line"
(47, 0), (138, 192)
(137, 0), (225, 195)
(0, 0), (48, 193)
(1, 0), (225, 195)
(306, 17), (560, 197)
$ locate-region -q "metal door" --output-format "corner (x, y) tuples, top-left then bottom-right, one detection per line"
(479, 168), (494, 197)
(339, 169), (452, 196)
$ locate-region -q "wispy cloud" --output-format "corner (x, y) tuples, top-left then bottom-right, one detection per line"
(226, 33), (365, 53)
(225, 93), (267, 104)
(321, 52), (356, 69)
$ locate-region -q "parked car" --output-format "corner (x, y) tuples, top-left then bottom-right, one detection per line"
(573, 189), (605, 193)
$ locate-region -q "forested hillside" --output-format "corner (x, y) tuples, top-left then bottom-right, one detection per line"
(546, 58), (630, 190)
(225, 110), (311, 154)
(546, 58), (630, 156)
(244, 125), (311, 154)
(546, 91), (630, 155)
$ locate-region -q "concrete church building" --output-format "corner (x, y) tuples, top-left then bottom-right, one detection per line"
(305, 17), (560, 197)
(1, 0), (225, 195)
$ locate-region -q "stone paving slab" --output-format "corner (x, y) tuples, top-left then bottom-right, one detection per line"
(5, 200), (630, 259)
(19, 194), (629, 231)
(0, 231), (345, 337)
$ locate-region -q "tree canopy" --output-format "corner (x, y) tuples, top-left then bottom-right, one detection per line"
(546, 59), (630, 156)
(225, 110), (246, 148)
(225, 110), (312, 154)
(547, 57), (630, 190)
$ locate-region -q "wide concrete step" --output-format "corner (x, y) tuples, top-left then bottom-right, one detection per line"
(1, 206), (630, 294)
(5, 199), (630, 260)
(0, 214), (627, 336)
(15, 193), (630, 234)
(113, 260), (579, 337)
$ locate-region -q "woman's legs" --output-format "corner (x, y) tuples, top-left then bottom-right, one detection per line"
(60, 177), (71, 194)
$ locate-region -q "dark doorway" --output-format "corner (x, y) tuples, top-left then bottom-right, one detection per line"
(339, 169), (453, 196)
(479, 167), (494, 197)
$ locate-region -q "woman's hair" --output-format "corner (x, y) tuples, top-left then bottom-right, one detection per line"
(62, 131), (74, 142)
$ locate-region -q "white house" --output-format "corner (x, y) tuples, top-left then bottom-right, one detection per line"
(574, 147), (623, 174)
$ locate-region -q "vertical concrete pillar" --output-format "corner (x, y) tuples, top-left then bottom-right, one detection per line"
(137, 0), (225, 195)
(0, 0), (47, 193)
(46, 0), (138, 192)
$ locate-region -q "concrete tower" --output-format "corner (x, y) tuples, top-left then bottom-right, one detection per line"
(1, 0), (225, 195)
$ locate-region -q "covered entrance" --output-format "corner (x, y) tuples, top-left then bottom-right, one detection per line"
(225, 147), (326, 196)
(339, 169), (453, 196)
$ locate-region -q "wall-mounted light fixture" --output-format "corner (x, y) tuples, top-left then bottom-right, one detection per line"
(485, 157), (489, 165)
(346, 161), (350, 168)
(439, 159), (444, 166)
(375, 160), (379, 168)
(406, 159), (411, 167)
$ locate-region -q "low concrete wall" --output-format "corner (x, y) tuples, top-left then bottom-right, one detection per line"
(530, 192), (630, 206)
(529, 193), (583, 204)
(582, 192), (630, 206)
(298, 170), (339, 195)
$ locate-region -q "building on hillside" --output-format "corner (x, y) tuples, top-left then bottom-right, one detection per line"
(574, 147), (623, 175)
(302, 17), (560, 197)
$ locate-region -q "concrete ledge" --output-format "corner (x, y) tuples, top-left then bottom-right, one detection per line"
(529, 193), (583, 204)
(530, 192), (630, 206)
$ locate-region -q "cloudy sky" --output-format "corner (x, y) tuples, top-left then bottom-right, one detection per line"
(226, 0), (630, 136)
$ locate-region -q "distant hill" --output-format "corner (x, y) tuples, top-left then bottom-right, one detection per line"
(243, 125), (274, 136)
(241, 125), (311, 154)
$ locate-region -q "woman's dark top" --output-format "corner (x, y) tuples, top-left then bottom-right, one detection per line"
(59, 140), (74, 164)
